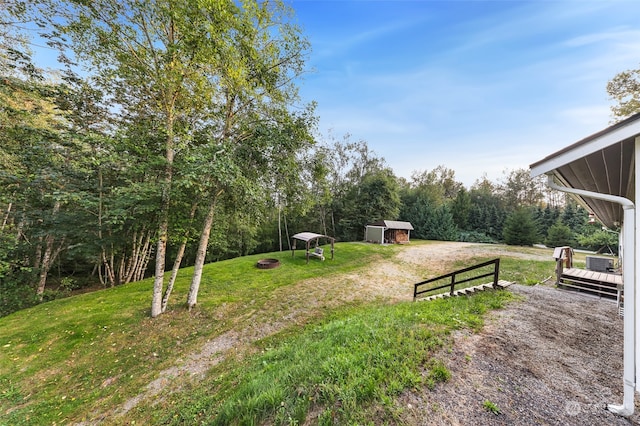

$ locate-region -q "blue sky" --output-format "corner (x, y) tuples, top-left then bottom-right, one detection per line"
(288, 0), (640, 186)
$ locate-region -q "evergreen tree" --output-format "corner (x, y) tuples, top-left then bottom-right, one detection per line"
(503, 209), (538, 246)
(401, 196), (457, 241)
(561, 201), (588, 234)
(429, 205), (459, 241)
(401, 195), (434, 240)
(451, 187), (471, 230)
(531, 204), (560, 240)
(467, 196), (505, 240)
(545, 222), (576, 248)
(338, 168), (400, 241)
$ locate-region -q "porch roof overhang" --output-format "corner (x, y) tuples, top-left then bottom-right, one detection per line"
(530, 112), (640, 228)
(530, 113), (640, 415)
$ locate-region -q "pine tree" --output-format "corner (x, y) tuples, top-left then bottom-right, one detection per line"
(503, 209), (538, 246)
(545, 222), (576, 248)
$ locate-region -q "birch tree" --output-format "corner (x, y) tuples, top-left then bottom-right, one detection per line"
(44, 0), (314, 315)
(607, 65), (640, 121)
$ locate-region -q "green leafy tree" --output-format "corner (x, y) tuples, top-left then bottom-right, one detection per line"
(1, 1), (40, 78)
(500, 168), (545, 210)
(578, 230), (619, 254)
(0, 226), (36, 316)
(339, 168), (400, 241)
(294, 136), (388, 241)
(607, 65), (640, 121)
(46, 0), (314, 315)
(0, 74), (86, 301)
(408, 166), (462, 206)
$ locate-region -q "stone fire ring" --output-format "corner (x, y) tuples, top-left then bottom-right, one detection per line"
(256, 258), (280, 269)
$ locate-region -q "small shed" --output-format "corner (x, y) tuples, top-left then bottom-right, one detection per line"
(365, 220), (414, 244)
(291, 232), (335, 264)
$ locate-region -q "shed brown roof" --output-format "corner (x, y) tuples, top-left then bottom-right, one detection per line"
(369, 220), (414, 230)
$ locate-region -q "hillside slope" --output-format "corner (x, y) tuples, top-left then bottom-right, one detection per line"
(3, 242), (629, 424)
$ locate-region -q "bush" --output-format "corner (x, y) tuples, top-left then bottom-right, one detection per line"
(0, 272), (38, 317)
(458, 231), (496, 243)
(0, 232), (38, 317)
(578, 230), (619, 254)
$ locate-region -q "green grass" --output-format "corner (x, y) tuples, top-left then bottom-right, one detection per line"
(0, 242), (397, 424)
(448, 244), (558, 286)
(0, 241), (550, 425)
(415, 245), (557, 298)
(140, 291), (512, 425)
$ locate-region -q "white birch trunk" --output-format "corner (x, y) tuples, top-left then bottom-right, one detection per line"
(162, 203), (196, 312)
(2, 201), (12, 230)
(152, 136), (175, 317)
(187, 196), (218, 310)
(36, 201), (62, 300)
(162, 241), (187, 313)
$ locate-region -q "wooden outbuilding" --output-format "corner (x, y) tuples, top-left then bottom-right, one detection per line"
(365, 220), (414, 244)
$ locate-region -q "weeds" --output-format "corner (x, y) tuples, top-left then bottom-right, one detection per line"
(483, 399), (501, 414)
(156, 291), (512, 425)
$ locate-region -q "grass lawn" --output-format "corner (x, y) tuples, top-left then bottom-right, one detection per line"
(0, 241), (552, 425)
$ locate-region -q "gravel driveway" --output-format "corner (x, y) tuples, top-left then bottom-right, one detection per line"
(399, 283), (639, 425)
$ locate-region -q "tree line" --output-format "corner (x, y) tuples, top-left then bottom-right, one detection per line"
(0, 1), (630, 317)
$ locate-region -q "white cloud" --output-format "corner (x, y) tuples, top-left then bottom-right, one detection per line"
(295, 0), (640, 188)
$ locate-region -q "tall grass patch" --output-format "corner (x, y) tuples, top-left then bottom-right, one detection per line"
(156, 290), (513, 425)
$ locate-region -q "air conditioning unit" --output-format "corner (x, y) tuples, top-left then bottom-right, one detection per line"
(586, 256), (613, 272)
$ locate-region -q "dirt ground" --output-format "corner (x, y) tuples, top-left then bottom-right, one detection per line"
(394, 243), (639, 425)
(400, 284), (638, 425)
(116, 242), (640, 425)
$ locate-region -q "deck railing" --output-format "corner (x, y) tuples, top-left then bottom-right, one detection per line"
(413, 258), (500, 301)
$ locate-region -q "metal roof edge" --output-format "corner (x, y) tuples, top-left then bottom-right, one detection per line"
(530, 112), (640, 177)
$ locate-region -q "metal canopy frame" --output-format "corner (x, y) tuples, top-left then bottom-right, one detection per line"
(291, 232), (335, 264)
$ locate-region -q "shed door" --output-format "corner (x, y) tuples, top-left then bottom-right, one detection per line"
(366, 226), (384, 244)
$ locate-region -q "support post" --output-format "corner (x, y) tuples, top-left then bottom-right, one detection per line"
(547, 174), (635, 416)
(555, 258), (564, 286)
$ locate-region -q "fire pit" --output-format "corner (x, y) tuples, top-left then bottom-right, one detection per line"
(256, 258), (280, 269)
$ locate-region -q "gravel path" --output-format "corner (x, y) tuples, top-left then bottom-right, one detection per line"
(399, 283), (639, 425)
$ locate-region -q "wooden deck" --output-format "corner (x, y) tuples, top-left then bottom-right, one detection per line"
(562, 268), (622, 285)
(559, 267), (622, 298)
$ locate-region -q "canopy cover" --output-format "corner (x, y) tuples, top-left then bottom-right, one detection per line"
(292, 232), (326, 242)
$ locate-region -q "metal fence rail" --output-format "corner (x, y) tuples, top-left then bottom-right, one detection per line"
(413, 258), (500, 301)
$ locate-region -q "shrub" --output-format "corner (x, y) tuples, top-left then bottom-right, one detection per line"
(458, 231), (496, 243)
